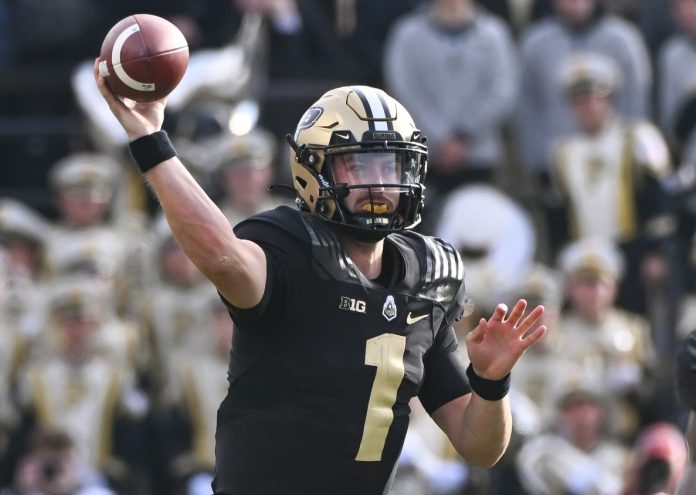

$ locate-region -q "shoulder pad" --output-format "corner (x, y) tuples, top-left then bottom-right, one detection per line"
(235, 207), (363, 282)
(233, 206), (308, 245)
(396, 231), (466, 305)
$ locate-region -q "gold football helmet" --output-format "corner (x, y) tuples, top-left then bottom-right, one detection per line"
(288, 86), (427, 240)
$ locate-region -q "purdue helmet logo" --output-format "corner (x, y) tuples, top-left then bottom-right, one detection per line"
(296, 107), (323, 131)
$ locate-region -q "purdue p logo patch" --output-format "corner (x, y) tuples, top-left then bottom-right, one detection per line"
(382, 295), (397, 322)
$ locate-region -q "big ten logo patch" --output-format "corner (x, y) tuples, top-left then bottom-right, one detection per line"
(339, 296), (367, 314)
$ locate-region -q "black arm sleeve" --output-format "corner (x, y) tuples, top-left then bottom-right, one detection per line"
(418, 326), (471, 414)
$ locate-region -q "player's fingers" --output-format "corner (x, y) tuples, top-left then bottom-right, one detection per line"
(92, 58), (125, 106)
(92, 58), (111, 94)
(134, 97), (167, 110)
(504, 299), (527, 326)
(515, 305), (545, 334)
(133, 95), (169, 115)
(466, 318), (486, 343)
(489, 303), (508, 322)
(96, 76), (130, 117)
(520, 325), (546, 349)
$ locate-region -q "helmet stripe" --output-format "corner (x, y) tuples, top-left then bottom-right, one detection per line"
(353, 86), (389, 131)
(375, 92), (394, 131)
(352, 87), (374, 130)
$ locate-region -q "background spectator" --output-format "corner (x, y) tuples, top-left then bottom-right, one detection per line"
(556, 238), (666, 437)
(1, 426), (115, 495)
(548, 51), (676, 321)
(620, 422), (688, 495)
(659, 0), (696, 168)
(515, 384), (629, 495)
(384, 0), (518, 197)
(513, 0), (652, 187)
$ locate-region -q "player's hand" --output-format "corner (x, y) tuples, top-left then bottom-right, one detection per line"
(465, 299), (546, 380)
(92, 58), (166, 141)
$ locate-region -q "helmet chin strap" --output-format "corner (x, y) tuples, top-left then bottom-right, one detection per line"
(353, 213), (392, 227)
(330, 204), (406, 243)
(327, 221), (389, 243)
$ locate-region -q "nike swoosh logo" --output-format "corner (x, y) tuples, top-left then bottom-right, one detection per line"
(406, 312), (428, 325)
(335, 132), (350, 139)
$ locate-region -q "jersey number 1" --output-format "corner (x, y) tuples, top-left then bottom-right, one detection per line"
(355, 333), (406, 462)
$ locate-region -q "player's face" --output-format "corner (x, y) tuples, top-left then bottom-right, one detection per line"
(329, 152), (403, 215)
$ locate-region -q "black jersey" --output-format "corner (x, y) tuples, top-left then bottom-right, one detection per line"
(212, 206), (471, 495)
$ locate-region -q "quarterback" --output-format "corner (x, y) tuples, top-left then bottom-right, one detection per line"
(93, 60), (546, 495)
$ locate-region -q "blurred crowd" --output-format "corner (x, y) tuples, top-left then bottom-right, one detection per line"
(2, 0), (696, 493)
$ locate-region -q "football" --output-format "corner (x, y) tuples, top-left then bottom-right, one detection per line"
(98, 14), (189, 102)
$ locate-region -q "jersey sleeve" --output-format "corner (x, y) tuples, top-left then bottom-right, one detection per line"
(444, 274), (472, 330)
(418, 324), (471, 414)
(218, 209), (307, 332)
(218, 243), (290, 332)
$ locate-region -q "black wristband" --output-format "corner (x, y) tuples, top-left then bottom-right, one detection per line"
(128, 130), (177, 173)
(466, 364), (510, 401)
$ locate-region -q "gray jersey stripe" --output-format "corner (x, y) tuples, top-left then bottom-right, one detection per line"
(436, 241), (449, 279)
(424, 236), (442, 281)
(440, 241), (464, 280)
(425, 239), (434, 284)
(302, 215), (360, 279)
(446, 243), (462, 280)
(303, 216), (324, 248)
(443, 243), (458, 279)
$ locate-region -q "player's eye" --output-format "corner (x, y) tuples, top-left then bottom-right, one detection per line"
(346, 158), (368, 171)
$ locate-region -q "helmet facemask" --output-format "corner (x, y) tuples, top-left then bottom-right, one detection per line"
(327, 141), (426, 236)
